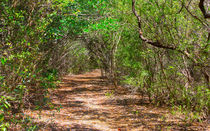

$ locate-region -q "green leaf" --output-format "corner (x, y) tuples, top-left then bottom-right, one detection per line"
(2, 127), (7, 131)
(1, 58), (7, 65)
(0, 114), (4, 122)
(4, 101), (10, 108)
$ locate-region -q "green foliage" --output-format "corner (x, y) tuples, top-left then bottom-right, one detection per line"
(0, 96), (13, 131)
(0, 0), (112, 128)
(105, 90), (115, 97)
(0, 0), (209, 129)
(0, 0), (63, 129)
(109, 0), (209, 121)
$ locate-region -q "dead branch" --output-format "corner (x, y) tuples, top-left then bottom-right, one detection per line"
(131, 0), (209, 67)
(131, 0), (176, 50)
(199, 0), (210, 18)
(184, 5), (208, 27)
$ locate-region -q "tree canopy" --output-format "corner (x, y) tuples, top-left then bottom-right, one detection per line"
(0, 0), (209, 130)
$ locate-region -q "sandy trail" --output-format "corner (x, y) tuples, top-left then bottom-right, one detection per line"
(25, 69), (208, 131)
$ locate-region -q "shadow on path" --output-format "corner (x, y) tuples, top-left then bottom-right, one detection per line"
(25, 69), (209, 131)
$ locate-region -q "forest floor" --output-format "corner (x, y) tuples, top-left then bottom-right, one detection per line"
(24, 69), (209, 131)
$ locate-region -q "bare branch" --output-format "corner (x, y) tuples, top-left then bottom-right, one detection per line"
(184, 5), (208, 27)
(177, 0), (184, 14)
(132, 0), (176, 50)
(131, 0), (209, 67)
(199, 0), (210, 18)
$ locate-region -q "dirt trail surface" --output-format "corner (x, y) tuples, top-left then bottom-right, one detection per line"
(25, 70), (209, 131)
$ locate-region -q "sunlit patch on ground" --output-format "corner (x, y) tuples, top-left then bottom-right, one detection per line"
(24, 69), (209, 131)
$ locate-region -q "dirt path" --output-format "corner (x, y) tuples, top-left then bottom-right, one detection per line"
(25, 70), (209, 131)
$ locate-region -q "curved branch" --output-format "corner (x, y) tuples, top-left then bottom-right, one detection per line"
(199, 0), (210, 18)
(184, 5), (208, 27)
(132, 0), (176, 50)
(131, 0), (209, 67)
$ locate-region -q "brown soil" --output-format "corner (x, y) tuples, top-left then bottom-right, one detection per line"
(24, 69), (209, 131)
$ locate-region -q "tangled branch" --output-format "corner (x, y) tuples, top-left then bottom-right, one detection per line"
(131, 0), (176, 50)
